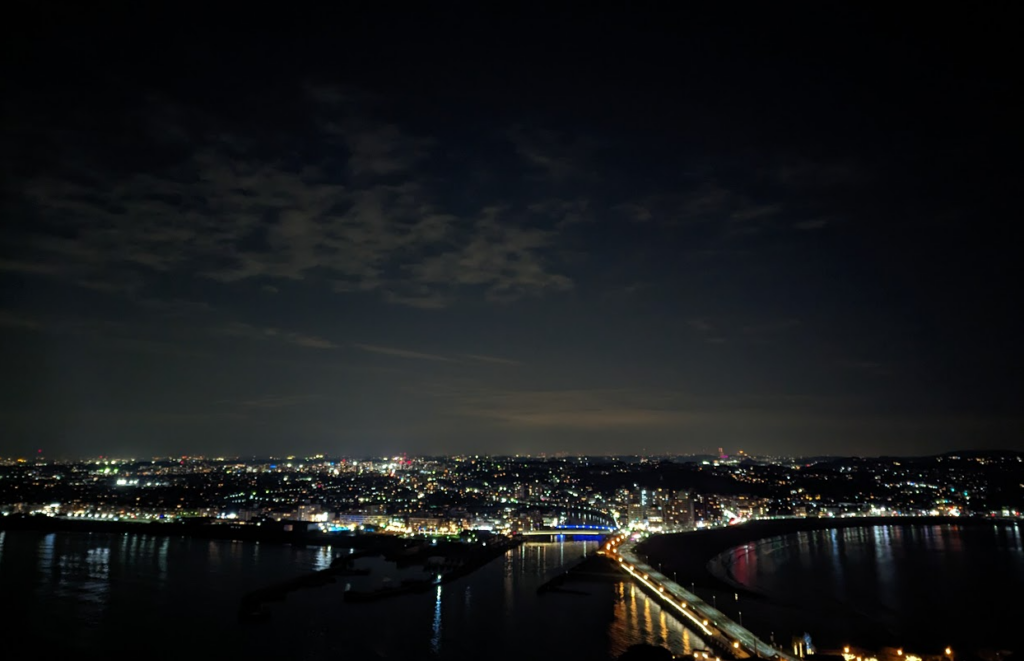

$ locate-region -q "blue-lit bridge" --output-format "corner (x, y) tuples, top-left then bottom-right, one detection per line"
(520, 524), (617, 537)
(515, 504), (617, 527)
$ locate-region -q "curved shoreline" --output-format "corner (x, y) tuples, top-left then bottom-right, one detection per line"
(638, 515), (1003, 594)
(639, 516), (1020, 652)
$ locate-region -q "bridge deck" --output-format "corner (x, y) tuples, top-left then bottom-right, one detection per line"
(608, 535), (798, 661)
(521, 526), (615, 536)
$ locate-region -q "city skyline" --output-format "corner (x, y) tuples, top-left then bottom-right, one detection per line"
(2, 5), (1021, 458)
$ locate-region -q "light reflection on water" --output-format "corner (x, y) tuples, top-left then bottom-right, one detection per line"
(3, 532), (708, 659)
(607, 578), (704, 658)
(710, 523), (1024, 650)
(874, 526), (896, 608)
(312, 544), (333, 572)
(33, 531), (112, 649)
(504, 547), (517, 616)
(431, 584), (443, 655)
(157, 536), (168, 583)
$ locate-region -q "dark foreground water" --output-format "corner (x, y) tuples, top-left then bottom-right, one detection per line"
(0, 530), (707, 660)
(708, 523), (1024, 652)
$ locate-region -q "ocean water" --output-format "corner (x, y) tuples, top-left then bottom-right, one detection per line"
(708, 523), (1024, 651)
(0, 530), (707, 660)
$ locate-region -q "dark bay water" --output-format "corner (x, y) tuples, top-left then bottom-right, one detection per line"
(709, 523), (1024, 652)
(0, 530), (707, 660)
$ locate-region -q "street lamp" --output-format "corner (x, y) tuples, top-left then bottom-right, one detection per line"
(739, 610), (743, 627)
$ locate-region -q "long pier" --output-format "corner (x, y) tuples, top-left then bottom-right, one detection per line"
(603, 533), (796, 661)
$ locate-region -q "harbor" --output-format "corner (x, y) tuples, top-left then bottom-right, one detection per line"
(240, 533), (525, 614)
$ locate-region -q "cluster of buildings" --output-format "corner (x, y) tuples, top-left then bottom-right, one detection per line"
(1, 451), (1020, 533)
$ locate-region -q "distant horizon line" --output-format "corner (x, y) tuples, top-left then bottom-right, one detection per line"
(3, 449), (1020, 463)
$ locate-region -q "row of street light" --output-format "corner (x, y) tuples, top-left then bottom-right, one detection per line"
(601, 532), (780, 660)
(605, 533), (955, 661)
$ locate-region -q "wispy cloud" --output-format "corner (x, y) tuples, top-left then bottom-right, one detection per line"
(313, 84), (432, 177)
(687, 317), (714, 333)
(771, 158), (864, 189)
(437, 386), (894, 436)
(686, 316), (799, 343)
(290, 335), (339, 350)
(0, 258), (64, 276)
(383, 288), (451, 310)
(451, 388), (692, 429)
(225, 394), (320, 409)
(463, 353), (522, 366)
(742, 318), (801, 335)
(793, 218), (830, 231)
(527, 198), (593, 229)
(138, 298), (215, 318)
(354, 344), (521, 365)
(219, 322), (338, 349)
(508, 127), (591, 181)
(615, 202), (655, 223)
(353, 343), (451, 362)
(336, 122), (432, 177)
(840, 360), (892, 377)
(613, 184), (782, 237)
(0, 309), (44, 332)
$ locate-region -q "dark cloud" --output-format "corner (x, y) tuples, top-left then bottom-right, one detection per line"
(0, 5), (1020, 457)
(409, 206), (573, 302)
(8, 93), (575, 309)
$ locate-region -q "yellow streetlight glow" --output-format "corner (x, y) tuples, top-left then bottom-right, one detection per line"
(945, 649), (952, 657)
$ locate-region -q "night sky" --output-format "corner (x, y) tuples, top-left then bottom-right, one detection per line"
(2, 5), (1021, 458)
